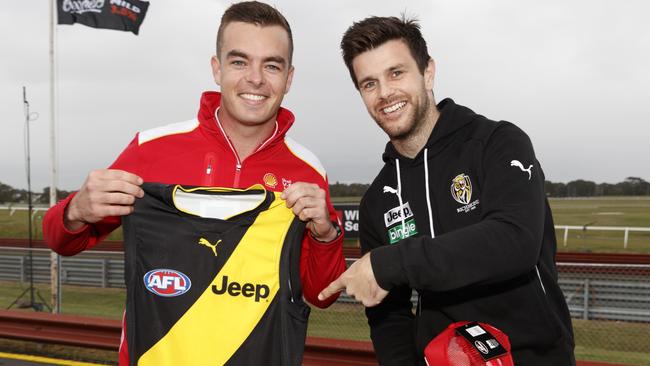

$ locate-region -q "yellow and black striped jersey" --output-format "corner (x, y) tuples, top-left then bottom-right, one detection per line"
(122, 183), (308, 365)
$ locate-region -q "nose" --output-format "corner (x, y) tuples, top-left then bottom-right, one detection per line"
(245, 64), (264, 87)
(377, 81), (394, 100)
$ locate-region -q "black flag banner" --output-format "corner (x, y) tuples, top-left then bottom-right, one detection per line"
(57, 0), (150, 35)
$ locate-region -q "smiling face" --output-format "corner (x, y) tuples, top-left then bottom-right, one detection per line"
(211, 21), (294, 128)
(352, 39), (434, 141)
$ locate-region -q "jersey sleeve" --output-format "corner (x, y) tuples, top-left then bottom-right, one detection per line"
(42, 136), (141, 255)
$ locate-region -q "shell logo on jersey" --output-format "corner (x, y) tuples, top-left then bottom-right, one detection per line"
(144, 269), (192, 297)
(263, 173), (278, 188)
(451, 173), (472, 205)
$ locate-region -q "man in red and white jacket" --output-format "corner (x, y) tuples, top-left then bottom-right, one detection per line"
(43, 2), (346, 365)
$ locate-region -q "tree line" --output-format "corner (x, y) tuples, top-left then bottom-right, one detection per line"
(1, 177), (648, 204)
(0, 182), (72, 205)
(544, 177), (650, 197)
(330, 177), (650, 198)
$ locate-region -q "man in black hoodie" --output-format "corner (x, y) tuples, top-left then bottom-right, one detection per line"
(318, 16), (575, 365)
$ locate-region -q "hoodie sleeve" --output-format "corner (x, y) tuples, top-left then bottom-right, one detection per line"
(371, 122), (547, 292)
(42, 136), (141, 256)
(360, 196), (418, 365)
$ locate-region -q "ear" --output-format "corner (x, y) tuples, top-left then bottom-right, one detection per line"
(211, 55), (222, 86)
(424, 58), (435, 90)
(284, 65), (295, 94)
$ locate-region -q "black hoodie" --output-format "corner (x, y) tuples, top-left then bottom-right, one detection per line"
(360, 99), (575, 365)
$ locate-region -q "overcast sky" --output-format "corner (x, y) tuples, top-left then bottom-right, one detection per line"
(2, 0), (649, 191)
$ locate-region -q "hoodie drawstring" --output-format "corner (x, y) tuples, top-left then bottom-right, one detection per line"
(395, 150), (436, 239)
(395, 159), (407, 234)
(424, 148), (435, 238)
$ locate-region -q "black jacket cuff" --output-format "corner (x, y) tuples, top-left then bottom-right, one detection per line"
(371, 245), (408, 291)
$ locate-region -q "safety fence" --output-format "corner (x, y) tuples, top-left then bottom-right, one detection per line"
(4, 204), (650, 251)
(1, 247), (650, 365)
(3, 250), (650, 322)
(555, 225), (650, 250)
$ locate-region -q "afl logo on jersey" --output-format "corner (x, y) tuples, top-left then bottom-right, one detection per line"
(144, 269), (192, 297)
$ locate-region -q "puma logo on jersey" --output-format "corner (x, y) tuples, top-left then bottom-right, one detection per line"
(510, 160), (533, 180)
(212, 275), (270, 302)
(198, 237), (222, 257)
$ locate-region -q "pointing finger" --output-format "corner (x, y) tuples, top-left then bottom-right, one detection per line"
(318, 278), (346, 301)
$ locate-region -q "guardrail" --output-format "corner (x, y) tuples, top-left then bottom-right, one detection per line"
(0, 309), (629, 366)
(4, 204), (650, 250)
(0, 248), (123, 288)
(2, 247), (650, 324)
(555, 225), (650, 249)
(0, 309), (377, 366)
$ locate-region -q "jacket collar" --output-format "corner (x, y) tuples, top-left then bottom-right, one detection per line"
(196, 91), (295, 150)
(383, 98), (478, 165)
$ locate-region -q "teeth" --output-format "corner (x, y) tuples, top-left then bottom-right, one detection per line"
(241, 93), (265, 101)
(383, 101), (406, 114)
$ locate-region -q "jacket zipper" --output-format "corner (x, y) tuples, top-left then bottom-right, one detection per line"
(233, 162), (242, 188)
(203, 154), (216, 186)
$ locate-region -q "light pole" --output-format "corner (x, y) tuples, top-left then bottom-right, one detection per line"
(7, 87), (51, 312)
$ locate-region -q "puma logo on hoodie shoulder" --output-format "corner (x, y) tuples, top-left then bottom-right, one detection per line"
(510, 160), (533, 180)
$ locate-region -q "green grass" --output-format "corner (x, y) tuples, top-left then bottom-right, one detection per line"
(0, 210), (46, 240)
(308, 303), (369, 340)
(549, 197), (650, 227)
(573, 319), (650, 366)
(3, 197), (650, 253)
(2, 281), (649, 365)
(573, 318), (650, 354)
(549, 197), (650, 254)
(1, 281), (125, 319)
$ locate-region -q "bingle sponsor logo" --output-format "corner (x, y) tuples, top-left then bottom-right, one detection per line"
(62, 0), (104, 14)
(212, 275), (270, 302)
(388, 218), (418, 244)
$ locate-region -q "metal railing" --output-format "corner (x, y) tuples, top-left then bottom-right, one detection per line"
(2, 247), (649, 364)
(555, 225), (650, 249)
(2, 248), (649, 324)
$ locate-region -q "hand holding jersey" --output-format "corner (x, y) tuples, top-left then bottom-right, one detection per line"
(318, 252), (387, 306)
(281, 182), (339, 243)
(64, 169), (144, 231)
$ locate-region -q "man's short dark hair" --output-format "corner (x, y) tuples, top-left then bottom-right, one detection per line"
(216, 1), (293, 64)
(341, 16), (431, 88)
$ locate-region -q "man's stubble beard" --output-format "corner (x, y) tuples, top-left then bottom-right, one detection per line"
(381, 90), (431, 142)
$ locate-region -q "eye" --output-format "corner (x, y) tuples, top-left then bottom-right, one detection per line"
(231, 60), (246, 67)
(265, 64), (282, 72)
(391, 70), (403, 78)
(361, 80), (376, 91)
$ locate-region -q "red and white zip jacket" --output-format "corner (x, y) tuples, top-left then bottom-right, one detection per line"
(42, 91), (346, 365)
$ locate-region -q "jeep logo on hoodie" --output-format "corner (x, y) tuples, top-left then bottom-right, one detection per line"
(384, 202), (414, 227)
